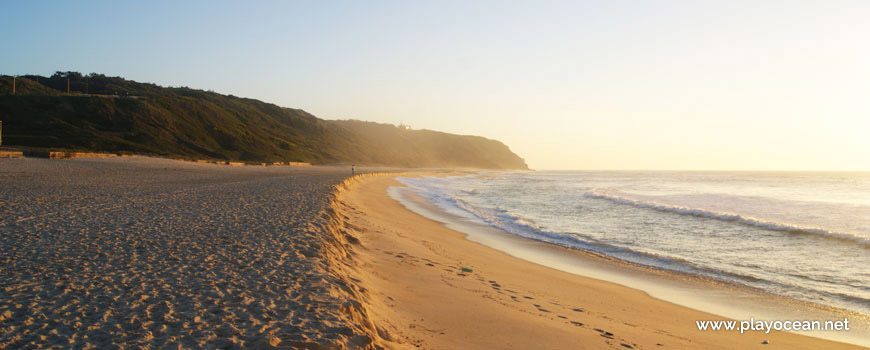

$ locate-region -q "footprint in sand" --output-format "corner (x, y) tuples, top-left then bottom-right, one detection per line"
(593, 329), (614, 339)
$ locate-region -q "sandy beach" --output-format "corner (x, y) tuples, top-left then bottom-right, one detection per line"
(0, 157), (383, 349)
(334, 174), (863, 349)
(0, 159), (862, 349)
(5, 1), (868, 348)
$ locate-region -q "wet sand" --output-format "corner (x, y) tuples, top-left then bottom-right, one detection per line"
(333, 175), (863, 349)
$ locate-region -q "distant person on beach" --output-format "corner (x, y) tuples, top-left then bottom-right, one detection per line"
(352, 164), (355, 175)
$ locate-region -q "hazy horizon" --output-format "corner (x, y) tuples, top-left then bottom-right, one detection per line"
(3, 1), (868, 171)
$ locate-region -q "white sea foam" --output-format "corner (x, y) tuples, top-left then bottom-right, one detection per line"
(396, 172), (870, 316)
(584, 189), (870, 247)
(397, 176), (737, 277)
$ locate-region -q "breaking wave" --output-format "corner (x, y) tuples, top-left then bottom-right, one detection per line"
(584, 190), (870, 247)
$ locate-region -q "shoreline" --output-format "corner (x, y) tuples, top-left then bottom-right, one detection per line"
(334, 173), (863, 349)
(387, 178), (870, 346)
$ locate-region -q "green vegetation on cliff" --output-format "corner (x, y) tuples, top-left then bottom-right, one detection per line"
(0, 72), (527, 169)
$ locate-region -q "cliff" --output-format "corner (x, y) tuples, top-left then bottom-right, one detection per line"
(0, 73), (528, 169)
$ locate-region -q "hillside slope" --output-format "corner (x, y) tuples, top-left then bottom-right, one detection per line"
(0, 73), (527, 169)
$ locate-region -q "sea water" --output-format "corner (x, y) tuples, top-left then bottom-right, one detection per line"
(396, 171), (870, 318)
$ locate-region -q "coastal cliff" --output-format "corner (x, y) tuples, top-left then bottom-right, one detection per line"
(0, 73), (527, 169)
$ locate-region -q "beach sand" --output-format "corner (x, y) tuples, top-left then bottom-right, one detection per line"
(0, 157), (385, 349)
(334, 174), (862, 349)
(0, 159), (862, 349)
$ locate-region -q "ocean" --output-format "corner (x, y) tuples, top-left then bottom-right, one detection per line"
(395, 171), (870, 317)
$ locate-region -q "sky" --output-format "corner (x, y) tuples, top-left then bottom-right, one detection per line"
(2, 1), (869, 170)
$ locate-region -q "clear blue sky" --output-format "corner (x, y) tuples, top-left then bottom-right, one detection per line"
(3, 1), (869, 170)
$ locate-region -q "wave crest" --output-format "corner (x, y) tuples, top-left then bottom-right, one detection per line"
(584, 190), (870, 247)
